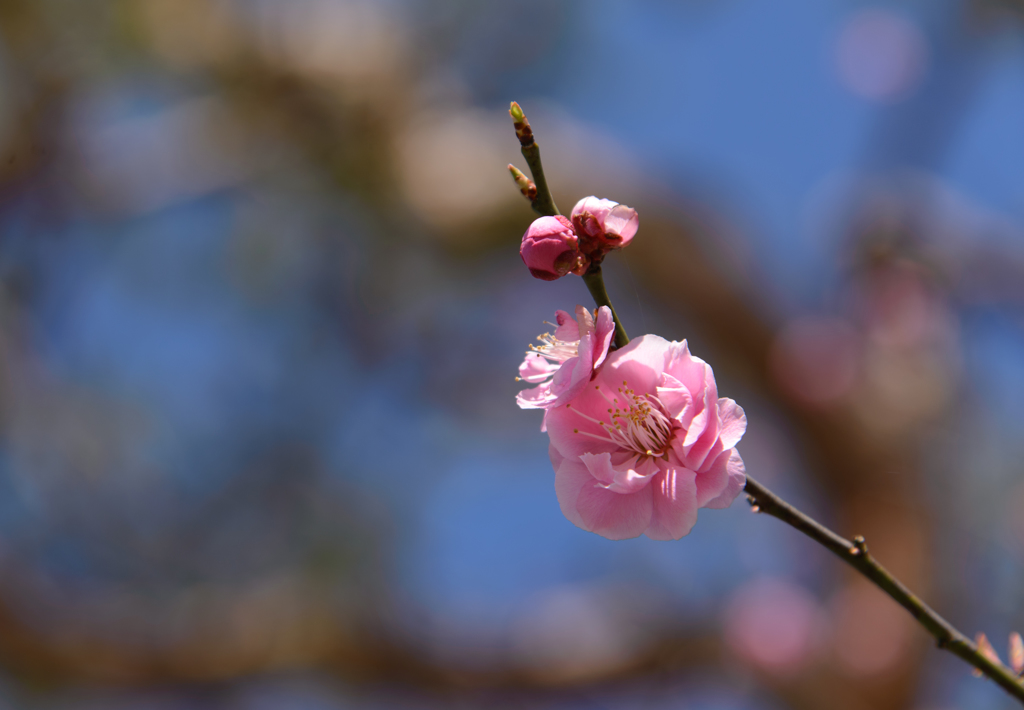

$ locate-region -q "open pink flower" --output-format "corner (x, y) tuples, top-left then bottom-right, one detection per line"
(517, 305), (615, 411)
(570, 196), (639, 258)
(520, 215), (588, 281)
(545, 335), (746, 540)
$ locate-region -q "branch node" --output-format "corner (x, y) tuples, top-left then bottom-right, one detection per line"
(849, 535), (868, 556)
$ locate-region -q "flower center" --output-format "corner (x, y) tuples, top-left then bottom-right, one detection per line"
(528, 326), (579, 364)
(568, 381), (676, 459)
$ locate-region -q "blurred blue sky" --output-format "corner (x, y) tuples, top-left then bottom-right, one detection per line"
(1, 0), (1024, 708)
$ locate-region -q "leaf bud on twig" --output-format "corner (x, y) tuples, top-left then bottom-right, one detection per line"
(508, 164), (537, 202)
(509, 101), (534, 147)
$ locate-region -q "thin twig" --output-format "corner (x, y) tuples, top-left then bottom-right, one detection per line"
(509, 102), (559, 217)
(744, 474), (1024, 703)
(509, 102), (629, 348)
(582, 266), (629, 349)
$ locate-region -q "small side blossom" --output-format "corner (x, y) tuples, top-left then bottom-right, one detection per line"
(520, 215), (588, 281)
(544, 335), (747, 540)
(517, 305), (615, 411)
(570, 196), (639, 259)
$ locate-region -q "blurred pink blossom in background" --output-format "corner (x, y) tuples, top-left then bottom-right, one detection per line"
(830, 581), (913, 678)
(835, 9), (928, 103)
(724, 577), (825, 678)
(770, 316), (861, 406)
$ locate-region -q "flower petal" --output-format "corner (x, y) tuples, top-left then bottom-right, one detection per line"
(718, 398), (747, 449)
(604, 334), (670, 396)
(580, 452), (659, 494)
(516, 380), (557, 409)
(606, 204), (639, 242)
(592, 306), (615, 370)
(682, 369), (721, 470)
(664, 340), (707, 396)
(657, 372), (694, 423)
(695, 448), (732, 507)
(553, 457), (592, 530)
(553, 309), (579, 341)
(549, 442), (565, 471)
(575, 478), (654, 540)
(519, 352), (559, 383)
(516, 388), (553, 409)
(545, 396), (619, 460)
(531, 354), (593, 411)
(550, 355), (591, 407)
(703, 449), (746, 510)
(645, 467), (699, 540)
(574, 304), (595, 340)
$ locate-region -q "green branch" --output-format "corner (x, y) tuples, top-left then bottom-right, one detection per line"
(509, 102), (628, 348)
(509, 101), (559, 218)
(582, 266), (629, 349)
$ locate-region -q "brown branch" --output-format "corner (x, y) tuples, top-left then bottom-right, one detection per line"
(743, 474), (1024, 704)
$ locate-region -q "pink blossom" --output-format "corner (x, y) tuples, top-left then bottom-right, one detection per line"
(544, 335), (746, 540)
(517, 305), (615, 411)
(520, 215), (587, 281)
(724, 577), (824, 677)
(570, 196), (639, 258)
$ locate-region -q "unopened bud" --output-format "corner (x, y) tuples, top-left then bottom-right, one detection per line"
(570, 196), (639, 259)
(974, 632), (1000, 677)
(509, 101), (534, 146)
(520, 215), (588, 281)
(1009, 632), (1023, 674)
(508, 164), (537, 201)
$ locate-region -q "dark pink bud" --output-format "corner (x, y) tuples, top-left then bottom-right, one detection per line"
(520, 215), (587, 281)
(570, 196), (639, 258)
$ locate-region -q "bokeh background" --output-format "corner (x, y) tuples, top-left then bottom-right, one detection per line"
(0, 0), (1023, 708)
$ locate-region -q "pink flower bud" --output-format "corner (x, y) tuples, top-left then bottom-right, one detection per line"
(570, 196), (639, 258)
(520, 215), (587, 281)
